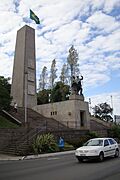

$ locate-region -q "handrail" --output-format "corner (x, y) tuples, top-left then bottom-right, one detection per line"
(16, 126), (46, 152)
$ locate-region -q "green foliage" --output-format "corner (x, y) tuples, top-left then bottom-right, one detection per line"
(50, 81), (70, 102)
(63, 142), (74, 151)
(37, 81), (70, 104)
(0, 115), (19, 128)
(0, 76), (12, 111)
(68, 136), (90, 148)
(93, 102), (113, 122)
(108, 125), (120, 140)
(87, 131), (99, 138)
(67, 132), (99, 148)
(32, 133), (59, 154)
(37, 89), (50, 105)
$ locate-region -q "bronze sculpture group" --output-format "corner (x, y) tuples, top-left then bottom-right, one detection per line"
(71, 75), (83, 96)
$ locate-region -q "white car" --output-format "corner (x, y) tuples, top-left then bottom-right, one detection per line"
(75, 138), (119, 162)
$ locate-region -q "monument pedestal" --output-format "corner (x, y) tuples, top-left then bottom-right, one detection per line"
(33, 94), (90, 130)
(69, 94), (84, 101)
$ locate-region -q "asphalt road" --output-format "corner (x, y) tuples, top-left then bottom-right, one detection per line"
(0, 153), (120, 180)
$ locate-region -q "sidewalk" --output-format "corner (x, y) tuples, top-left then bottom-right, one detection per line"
(0, 154), (22, 161)
(0, 150), (75, 161)
(1, 145), (119, 161)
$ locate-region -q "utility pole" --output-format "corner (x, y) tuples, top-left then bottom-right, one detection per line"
(110, 95), (114, 120)
(89, 98), (92, 115)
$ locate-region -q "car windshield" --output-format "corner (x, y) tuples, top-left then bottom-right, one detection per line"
(84, 139), (103, 146)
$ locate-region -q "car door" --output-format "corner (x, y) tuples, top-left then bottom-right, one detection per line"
(103, 139), (111, 157)
(108, 138), (116, 156)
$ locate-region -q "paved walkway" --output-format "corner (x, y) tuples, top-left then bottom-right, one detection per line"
(0, 150), (75, 161)
(0, 154), (22, 161)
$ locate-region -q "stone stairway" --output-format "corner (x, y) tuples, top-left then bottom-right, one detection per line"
(0, 108), (70, 155)
(8, 107), (68, 130)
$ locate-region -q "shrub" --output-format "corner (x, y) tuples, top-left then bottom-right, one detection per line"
(68, 136), (90, 148)
(63, 142), (74, 151)
(32, 133), (59, 154)
(108, 125), (120, 141)
(67, 132), (99, 149)
(87, 131), (99, 138)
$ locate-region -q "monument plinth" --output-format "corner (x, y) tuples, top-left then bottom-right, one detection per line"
(69, 94), (84, 101)
(11, 25), (37, 108)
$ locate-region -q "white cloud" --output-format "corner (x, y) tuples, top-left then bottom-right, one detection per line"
(82, 64), (110, 88)
(0, 12), (22, 34)
(0, 0), (120, 115)
(90, 0), (120, 14)
(104, 0), (120, 13)
(0, 0), (15, 11)
(87, 11), (119, 33)
(0, 53), (13, 78)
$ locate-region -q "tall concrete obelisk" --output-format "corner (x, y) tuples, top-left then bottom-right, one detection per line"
(11, 25), (37, 108)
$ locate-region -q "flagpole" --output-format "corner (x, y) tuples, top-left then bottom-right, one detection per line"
(29, 9), (31, 27)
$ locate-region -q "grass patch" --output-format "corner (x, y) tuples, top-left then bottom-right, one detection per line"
(0, 115), (19, 128)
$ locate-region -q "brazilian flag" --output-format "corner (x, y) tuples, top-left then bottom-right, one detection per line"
(30, 9), (40, 24)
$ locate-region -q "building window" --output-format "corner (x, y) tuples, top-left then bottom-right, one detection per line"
(51, 111), (57, 116)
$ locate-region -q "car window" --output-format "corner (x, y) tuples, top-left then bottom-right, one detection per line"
(104, 139), (109, 146)
(84, 139), (103, 146)
(108, 138), (116, 145)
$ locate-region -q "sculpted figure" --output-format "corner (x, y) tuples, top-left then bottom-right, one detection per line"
(71, 75), (83, 95)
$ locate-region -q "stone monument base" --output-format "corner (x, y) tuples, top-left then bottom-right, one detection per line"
(33, 95), (90, 130)
(69, 94), (84, 101)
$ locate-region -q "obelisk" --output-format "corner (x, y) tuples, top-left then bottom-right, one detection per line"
(11, 25), (37, 108)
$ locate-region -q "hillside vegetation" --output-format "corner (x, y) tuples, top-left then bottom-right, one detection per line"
(0, 115), (19, 128)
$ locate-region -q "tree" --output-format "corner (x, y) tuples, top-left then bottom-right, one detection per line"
(0, 76), (12, 111)
(37, 89), (50, 105)
(67, 45), (80, 85)
(49, 59), (57, 88)
(93, 102), (113, 122)
(108, 125), (120, 140)
(50, 81), (70, 102)
(39, 66), (48, 90)
(59, 63), (69, 84)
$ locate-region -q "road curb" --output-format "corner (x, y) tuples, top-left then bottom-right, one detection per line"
(23, 150), (75, 160)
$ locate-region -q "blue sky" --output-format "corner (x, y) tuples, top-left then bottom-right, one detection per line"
(0, 0), (120, 116)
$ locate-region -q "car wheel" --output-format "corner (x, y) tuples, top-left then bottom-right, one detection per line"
(98, 152), (104, 162)
(114, 149), (119, 158)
